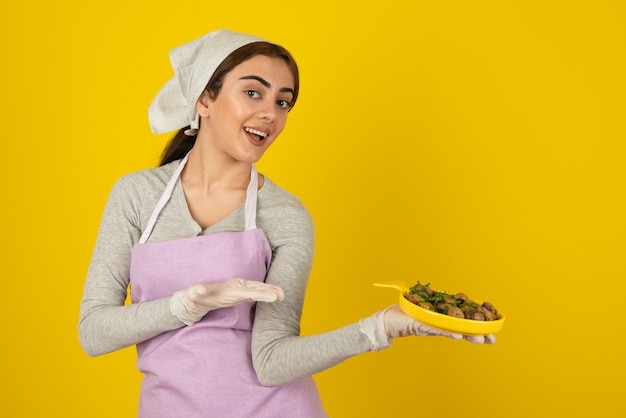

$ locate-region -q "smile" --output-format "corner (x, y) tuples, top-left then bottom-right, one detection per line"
(244, 127), (268, 140)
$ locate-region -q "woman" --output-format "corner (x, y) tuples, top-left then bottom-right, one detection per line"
(79, 29), (495, 418)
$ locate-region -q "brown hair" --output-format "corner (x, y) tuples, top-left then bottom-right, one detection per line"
(159, 41), (300, 166)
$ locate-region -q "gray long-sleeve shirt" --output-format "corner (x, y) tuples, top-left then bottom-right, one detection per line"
(79, 159), (390, 386)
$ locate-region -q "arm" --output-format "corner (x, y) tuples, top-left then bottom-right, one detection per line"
(250, 184), (492, 386)
(78, 175), (184, 356)
(251, 195), (387, 386)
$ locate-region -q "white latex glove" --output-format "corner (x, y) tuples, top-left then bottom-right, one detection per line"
(171, 278), (285, 325)
(383, 304), (496, 344)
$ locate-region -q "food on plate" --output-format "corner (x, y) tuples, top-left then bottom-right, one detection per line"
(406, 282), (498, 321)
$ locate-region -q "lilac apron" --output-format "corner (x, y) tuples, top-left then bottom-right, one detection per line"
(129, 155), (326, 417)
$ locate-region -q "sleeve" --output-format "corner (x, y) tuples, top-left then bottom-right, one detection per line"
(251, 198), (390, 386)
(78, 175), (184, 356)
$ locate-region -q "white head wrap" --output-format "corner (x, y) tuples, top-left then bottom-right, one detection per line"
(148, 29), (266, 136)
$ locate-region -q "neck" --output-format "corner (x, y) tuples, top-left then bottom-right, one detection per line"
(182, 143), (252, 194)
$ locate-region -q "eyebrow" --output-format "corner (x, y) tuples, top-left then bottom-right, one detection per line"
(239, 75), (294, 95)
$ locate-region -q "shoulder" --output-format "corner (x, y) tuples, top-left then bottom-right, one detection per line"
(258, 177), (312, 223)
(257, 176), (314, 246)
(103, 160), (180, 216)
(113, 161), (177, 195)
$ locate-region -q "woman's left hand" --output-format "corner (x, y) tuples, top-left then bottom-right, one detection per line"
(383, 304), (496, 344)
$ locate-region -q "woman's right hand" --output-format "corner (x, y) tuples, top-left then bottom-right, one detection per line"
(171, 278), (285, 325)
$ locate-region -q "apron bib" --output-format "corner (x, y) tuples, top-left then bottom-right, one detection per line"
(129, 154), (326, 417)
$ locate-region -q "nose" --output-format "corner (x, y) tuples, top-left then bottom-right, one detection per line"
(258, 100), (275, 122)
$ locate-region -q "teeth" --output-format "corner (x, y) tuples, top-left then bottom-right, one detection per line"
(244, 127), (267, 138)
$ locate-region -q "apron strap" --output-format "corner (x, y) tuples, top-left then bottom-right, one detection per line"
(139, 153), (190, 244)
(244, 165), (258, 230)
(139, 153), (258, 244)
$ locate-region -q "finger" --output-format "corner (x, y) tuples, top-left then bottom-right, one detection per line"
(239, 280), (284, 294)
(251, 292), (279, 302)
(273, 287), (285, 301)
(485, 334), (496, 344)
(188, 283), (209, 298)
(228, 280), (285, 299)
(235, 287), (285, 303)
(435, 329), (463, 340)
(415, 323), (439, 335)
(414, 323), (462, 340)
(464, 335), (485, 344)
(246, 283), (285, 301)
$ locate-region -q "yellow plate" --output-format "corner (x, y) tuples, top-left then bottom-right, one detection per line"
(373, 281), (505, 335)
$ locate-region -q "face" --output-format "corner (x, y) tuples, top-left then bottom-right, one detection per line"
(196, 54), (295, 164)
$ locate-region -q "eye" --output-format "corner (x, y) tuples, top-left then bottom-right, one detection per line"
(277, 99), (291, 110)
(245, 90), (261, 99)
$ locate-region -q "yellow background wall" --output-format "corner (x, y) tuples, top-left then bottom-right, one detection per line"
(2, 1), (624, 417)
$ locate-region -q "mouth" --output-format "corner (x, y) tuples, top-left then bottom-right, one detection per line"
(244, 127), (269, 142)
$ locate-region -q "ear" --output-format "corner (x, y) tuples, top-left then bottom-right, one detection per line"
(196, 92), (212, 118)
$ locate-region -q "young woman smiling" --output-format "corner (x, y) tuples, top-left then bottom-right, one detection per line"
(79, 29), (495, 418)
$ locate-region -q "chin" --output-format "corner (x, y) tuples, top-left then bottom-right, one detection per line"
(244, 150), (268, 164)
(237, 154), (263, 164)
